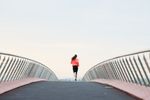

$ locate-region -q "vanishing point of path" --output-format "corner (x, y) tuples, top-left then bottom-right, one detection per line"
(0, 81), (138, 100)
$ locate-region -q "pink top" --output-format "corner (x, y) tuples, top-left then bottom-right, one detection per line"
(71, 59), (79, 67)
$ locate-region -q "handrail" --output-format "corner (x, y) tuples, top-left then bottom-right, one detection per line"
(0, 52), (58, 82)
(82, 50), (150, 87)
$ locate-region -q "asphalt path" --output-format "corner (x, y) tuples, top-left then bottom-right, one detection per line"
(0, 81), (137, 100)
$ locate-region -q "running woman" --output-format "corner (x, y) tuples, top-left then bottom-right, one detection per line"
(71, 54), (79, 81)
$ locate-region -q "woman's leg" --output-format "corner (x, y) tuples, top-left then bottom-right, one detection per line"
(75, 72), (77, 81)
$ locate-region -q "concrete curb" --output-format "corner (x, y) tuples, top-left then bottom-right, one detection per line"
(92, 79), (150, 100)
(0, 78), (47, 94)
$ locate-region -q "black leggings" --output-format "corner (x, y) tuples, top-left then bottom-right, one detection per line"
(73, 66), (78, 73)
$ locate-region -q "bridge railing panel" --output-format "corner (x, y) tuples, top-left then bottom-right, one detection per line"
(0, 53), (58, 83)
(83, 50), (150, 87)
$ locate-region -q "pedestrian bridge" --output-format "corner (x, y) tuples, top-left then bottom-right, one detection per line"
(0, 51), (150, 100)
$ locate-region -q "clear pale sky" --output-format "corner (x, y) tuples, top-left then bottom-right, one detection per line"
(0, 0), (150, 79)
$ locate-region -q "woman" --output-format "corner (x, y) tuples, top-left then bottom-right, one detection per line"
(71, 54), (79, 81)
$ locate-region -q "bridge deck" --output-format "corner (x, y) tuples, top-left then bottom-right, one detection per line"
(0, 81), (137, 100)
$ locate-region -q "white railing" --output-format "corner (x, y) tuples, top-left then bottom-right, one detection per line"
(0, 53), (57, 82)
(83, 50), (150, 86)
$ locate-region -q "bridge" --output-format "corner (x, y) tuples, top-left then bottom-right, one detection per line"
(0, 51), (150, 100)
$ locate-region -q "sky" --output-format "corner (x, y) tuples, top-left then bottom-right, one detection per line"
(0, 0), (150, 79)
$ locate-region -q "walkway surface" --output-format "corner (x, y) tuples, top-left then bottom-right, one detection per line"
(0, 81), (138, 100)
